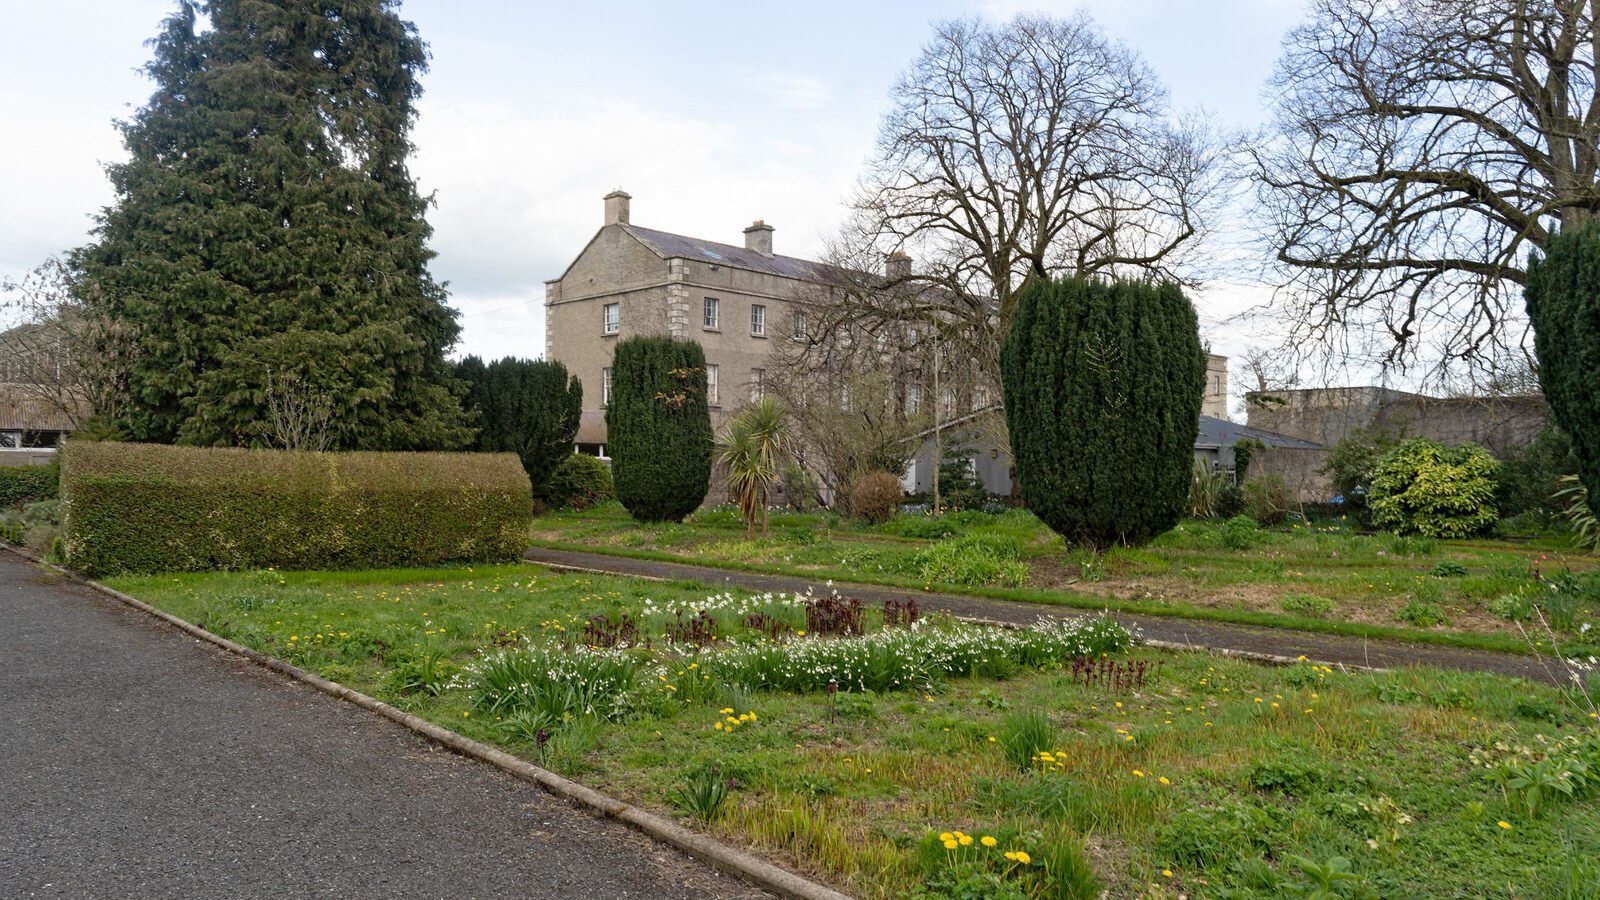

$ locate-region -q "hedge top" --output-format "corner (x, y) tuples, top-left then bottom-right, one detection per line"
(64, 441), (530, 491)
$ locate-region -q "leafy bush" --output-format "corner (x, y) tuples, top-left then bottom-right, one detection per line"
(851, 471), (903, 524)
(1242, 474), (1293, 525)
(61, 442), (532, 575)
(1488, 591), (1535, 622)
(1319, 427), (1399, 522)
(1395, 598), (1447, 628)
(1280, 594), (1335, 617)
(1221, 515), (1260, 550)
(1537, 571), (1598, 631)
(1000, 275), (1205, 548)
(1369, 438), (1500, 538)
(1496, 425), (1579, 519)
(454, 356), (583, 500)
(546, 453), (614, 510)
(1431, 559), (1468, 578)
(607, 335), (713, 522)
(0, 462), (59, 509)
(914, 534), (1029, 587)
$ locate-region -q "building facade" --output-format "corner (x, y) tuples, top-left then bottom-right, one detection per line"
(545, 191), (827, 454)
(547, 191), (1236, 458)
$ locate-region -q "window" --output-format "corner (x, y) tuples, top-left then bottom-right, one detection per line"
(750, 368), (765, 402)
(906, 382), (922, 414)
(750, 304), (766, 336)
(974, 385), (991, 410)
(706, 364), (719, 406)
(603, 302), (619, 335)
(792, 310), (808, 341)
(941, 388), (956, 417)
(602, 367), (613, 405)
(703, 297), (719, 330)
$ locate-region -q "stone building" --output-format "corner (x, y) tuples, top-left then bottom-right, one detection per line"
(545, 191), (829, 454)
(546, 190), (1234, 458)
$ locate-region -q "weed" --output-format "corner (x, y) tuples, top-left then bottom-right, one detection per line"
(1221, 515), (1260, 550)
(1431, 560), (1468, 578)
(1394, 598), (1446, 628)
(1281, 594), (1336, 617)
(999, 709), (1056, 771)
(1282, 854), (1365, 899)
(1488, 591), (1535, 622)
(914, 534), (1029, 588)
(1156, 800), (1275, 866)
(672, 765), (734, 822)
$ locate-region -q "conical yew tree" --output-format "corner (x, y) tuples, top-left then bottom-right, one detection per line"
(606, 335), (713, 522)
(1000, 275), (1205, 548)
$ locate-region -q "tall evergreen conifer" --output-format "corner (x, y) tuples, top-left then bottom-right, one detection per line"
(72, 0), (467, 448)
(1000, 276), (1204, 547)
(1526, 225), (1600, 521)
(607, 336), (712, 522)
(455, 356), (582, 500)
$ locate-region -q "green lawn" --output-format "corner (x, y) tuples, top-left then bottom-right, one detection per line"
(110, 563), (1600, 899)
(531, 504), (1600, 657)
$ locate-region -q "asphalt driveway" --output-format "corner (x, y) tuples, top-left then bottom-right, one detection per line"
(0, 552), (769, 899)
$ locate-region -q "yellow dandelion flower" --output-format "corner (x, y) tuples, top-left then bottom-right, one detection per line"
(1163, 869), (1173, 877)
(958, 834), (973, 846)
(714, 722), (724, 731)
(1132, 769), (1145, 777)
(943, 839), (958, 850)
(1497, 821), (1512, 830)
(1004, 851), (1018, 861)
(939, 832), (954, 842)
(720, 708), (735, 714)
(981, 836), (997, 847)
(1158, 776), (1171, 785)
(1015, 851), (1031, 865)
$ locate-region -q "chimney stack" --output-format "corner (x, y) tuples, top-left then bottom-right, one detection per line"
(885, 251), (912, 280)
(603, 189), (631, 226)
(743, 219), (775, 257)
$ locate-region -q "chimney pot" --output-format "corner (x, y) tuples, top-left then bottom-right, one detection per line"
(604, 190), (631, 226)
(885, 251), (912, 280)
(743, 219), (775, 257)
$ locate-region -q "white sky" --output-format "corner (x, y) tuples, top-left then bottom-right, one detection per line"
(0, 0), (1311, 396)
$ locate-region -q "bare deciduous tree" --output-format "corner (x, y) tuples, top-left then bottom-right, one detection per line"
(0, 258), (139, 436)
(1251, 0), (1600, 381)
(260, 368), (336, 452)
(824, 13), (1221, 383)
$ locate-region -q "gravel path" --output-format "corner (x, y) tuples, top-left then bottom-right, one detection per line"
(0, 552), (770, 900)
(524, 546), (1570, 685)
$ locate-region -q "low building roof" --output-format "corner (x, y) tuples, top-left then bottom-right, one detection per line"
(1194, 414), (1323, 451)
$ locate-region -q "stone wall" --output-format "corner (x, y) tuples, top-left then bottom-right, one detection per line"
(1245, 387), (1548, 458)
(1250, 446), (1333, 503)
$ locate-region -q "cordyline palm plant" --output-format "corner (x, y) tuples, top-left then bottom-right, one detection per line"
(1555, 475), (1599, 553)
(717, 397), (787, 537)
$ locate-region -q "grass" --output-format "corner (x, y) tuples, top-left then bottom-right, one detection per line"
(531, 504), (1600, 657)
(109, 562), (1600, 899)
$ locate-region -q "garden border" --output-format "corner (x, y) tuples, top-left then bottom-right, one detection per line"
(2, 543), (851, 900)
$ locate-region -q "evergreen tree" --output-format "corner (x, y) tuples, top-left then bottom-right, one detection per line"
(72, 0), (467, 449)
(455, 356), (582, 500)
(1000, 276), (1205, 548)
(607, 336), (712, 522)
(1526, 225), (1600, 521)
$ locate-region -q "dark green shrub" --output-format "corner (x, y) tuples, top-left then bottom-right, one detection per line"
(851, 471), (902, 524)
(1430, 560), (1468, 578)
(1369, 438), (1499, 538)
(61, 441), (532, 575)
(1215, 482), (1244, 519)
(607, 336), (712, 522)
(1000, 275), (1205, 548)
(0, 462), (59, 509)
(455, 356), (582, 500)
(1221, 515), (1260, 550)
(1319, 427), (1399, 522)
(1527, 225), (1600, 530)
(1242, 474), (1293, 525)
(546, 453), (614, 510)
(1495, 426), (1578, 519)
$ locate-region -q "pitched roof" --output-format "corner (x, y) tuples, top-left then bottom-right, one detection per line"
(1194, 414), (1323, 451)
(620, 224), (833, 281)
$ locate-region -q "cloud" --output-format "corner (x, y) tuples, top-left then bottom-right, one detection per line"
(744, 71), (836, 111)
(412, 96), (871, 361)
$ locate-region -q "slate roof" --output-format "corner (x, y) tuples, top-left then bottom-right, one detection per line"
(620, 224), (834, 281)
(1194, 414), (1323, 451)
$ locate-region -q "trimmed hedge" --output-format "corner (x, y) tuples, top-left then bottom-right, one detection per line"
(62, 442), (532, 575)
(0, 461), (59, 509)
